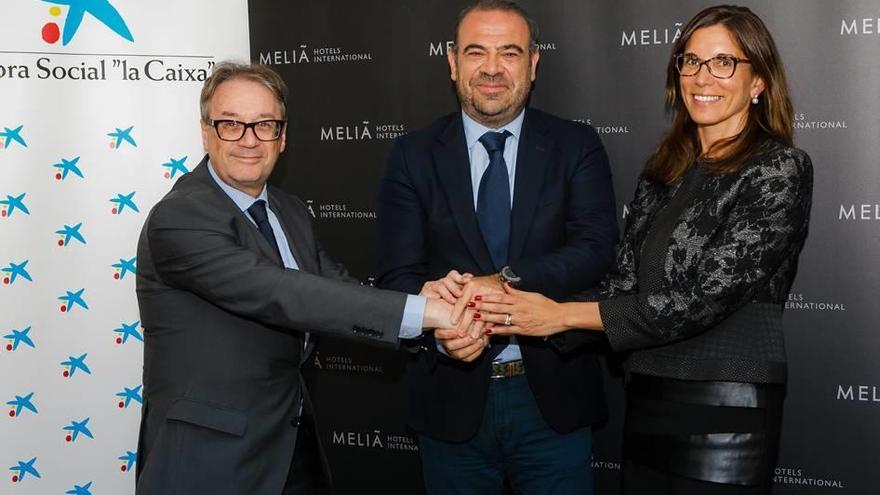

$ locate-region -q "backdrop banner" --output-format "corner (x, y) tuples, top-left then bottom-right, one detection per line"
(248, 1), (878, 494)
(0, 1), (248, 493)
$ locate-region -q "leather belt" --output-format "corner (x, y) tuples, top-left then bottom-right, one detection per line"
(490, 360), (525, 379)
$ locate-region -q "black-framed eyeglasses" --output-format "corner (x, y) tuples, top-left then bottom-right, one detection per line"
(209, 119), (286, 142)
(674, 54), (751, 79)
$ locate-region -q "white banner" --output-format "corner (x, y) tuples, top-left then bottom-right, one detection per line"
(0, 1), (249, 493)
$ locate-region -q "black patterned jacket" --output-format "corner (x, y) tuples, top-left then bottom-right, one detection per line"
(556, 141), (813, 384)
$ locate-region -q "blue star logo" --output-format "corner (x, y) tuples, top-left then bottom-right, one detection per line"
(56, 222), (87, 246)
(8, 457), (40, 482)
(110, 191), (139, 214)
(42, 0), (134, 46)
(58, 288), (89, 313)
(115, 385), (143, 408)
(114, 320), (143, 344)
(61, 353), (91, 377)
(6, 393), (38, 417)
(108, 126), (137, 148)
(2, 260), (32, 285)
(118, 450), (137, 472)
(0, 193), (30, 217)
(65, 481), (94, 495)
(4, 326), (36, 351)
(54, 156), (84, 180)
(162, 156), (189, 179)
(63, 417), (94, 442)
(0, 125), (27, 149)
(112, 256), (136, 279)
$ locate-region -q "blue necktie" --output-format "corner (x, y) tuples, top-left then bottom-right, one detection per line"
(477, 130), (512, 270)
(247, 200), (283, 265)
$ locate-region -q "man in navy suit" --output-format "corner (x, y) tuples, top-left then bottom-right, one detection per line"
(376, 1), (618, 493)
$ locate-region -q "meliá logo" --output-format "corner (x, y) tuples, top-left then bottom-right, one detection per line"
(839, 203), (880, 221)
(319, 120), (406, 142)
(837, 384), (880, 403)
(621, 22), (683, 46)
(841, 17), (880, 35)
(40, 0), (134, 46)
(428, 39), (557, 56)
(258, 44), (373, 65)
(331, 429), (419, 452)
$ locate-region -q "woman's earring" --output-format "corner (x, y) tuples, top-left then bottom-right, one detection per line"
(751, 95), (759, 105)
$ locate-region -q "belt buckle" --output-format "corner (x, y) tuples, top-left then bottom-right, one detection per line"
(490, 360), (524, 379)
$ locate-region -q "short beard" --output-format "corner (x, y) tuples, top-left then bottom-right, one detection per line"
(457, 74), (530, 128)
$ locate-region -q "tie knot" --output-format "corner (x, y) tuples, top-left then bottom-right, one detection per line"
(247, 199), (270, 223)
(479, 130), (511, 154)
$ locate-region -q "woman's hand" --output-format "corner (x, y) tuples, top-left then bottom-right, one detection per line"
(470, 284), (568, 337)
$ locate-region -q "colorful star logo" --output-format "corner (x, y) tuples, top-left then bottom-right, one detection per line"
(118, 451), (137, 473)
(8, 457), (40, 483)
(4, 326), (35, 352)
(0, 193), (30, 218)
(115, 385), (143, 409)
(0, 125), (27, 149)
(58, 288), (89, 313)
(6, 393), (38, 418)
(2, 260), (32, 285)
(162, 156), (189, 179)
(110, 192), (139, 215)
(112, 256), (136, 280)
(63, 417), (94, 442)
(41, 0), (134, 46)
(60, 353), (91, 378)
(53, 156), (84, 181)
(113, 320), (142, 345)
(66, 481), (93, 495)
(55, 222), (86, 246)
(108, 126), (137, 149)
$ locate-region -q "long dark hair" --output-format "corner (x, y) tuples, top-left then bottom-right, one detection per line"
(645, 5), (794, 185)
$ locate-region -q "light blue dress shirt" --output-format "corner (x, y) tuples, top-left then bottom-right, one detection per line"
(460, 110), (525, 363)
(207, 161), (426, 339)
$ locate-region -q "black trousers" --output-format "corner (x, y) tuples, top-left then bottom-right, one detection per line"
(283, 414), (330, 495)
(621, 374), (785, 495)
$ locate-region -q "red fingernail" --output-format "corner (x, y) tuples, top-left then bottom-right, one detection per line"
(474, 295), (482, 301)
(473, 313), (481, 319)
(485, 328), (493, 335)
(467, 302), (476, 307)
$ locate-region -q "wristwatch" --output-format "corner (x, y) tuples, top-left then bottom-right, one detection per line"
(499, 265), (522, 288)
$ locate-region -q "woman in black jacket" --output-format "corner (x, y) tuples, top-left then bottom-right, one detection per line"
(468, 5), (812, 494)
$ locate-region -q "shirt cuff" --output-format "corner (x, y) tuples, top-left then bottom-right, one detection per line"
(398, 294), (427, 339)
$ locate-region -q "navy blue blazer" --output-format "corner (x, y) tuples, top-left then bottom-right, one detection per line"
(376, 109), (619, 441)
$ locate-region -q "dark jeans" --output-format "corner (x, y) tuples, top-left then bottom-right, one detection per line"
(419, 375), (593, 495)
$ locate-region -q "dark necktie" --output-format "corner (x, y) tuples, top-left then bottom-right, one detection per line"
(477, 131), (513, 359)
(247, 199), (283, 264)
(476, 130), (512, 270)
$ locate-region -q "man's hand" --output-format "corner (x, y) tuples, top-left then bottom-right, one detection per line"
(420, 270), (474, 304)
(434, 327), (490, 362)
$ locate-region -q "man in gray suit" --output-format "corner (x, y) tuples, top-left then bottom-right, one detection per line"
(134, 62), (468, 495)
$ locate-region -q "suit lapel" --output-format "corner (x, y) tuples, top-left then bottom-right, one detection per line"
(267, 192), (316, 274)
(433, 116), (497, 274)
(509, 111), (551, 263)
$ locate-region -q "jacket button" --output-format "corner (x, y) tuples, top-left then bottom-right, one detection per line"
(290, 417), (301, 427)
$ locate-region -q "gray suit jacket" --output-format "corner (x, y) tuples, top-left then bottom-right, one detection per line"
(135, 156), (408, 495)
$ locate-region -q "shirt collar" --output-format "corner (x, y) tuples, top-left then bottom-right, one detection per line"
(207, 159), (269, 212)
(461, 108), (525, 151)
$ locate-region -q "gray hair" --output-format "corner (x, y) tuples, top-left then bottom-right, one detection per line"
(199, 61), (288, 121)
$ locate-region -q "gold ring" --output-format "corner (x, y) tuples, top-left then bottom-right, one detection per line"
(504, 314), (512, 326)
